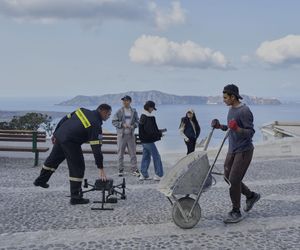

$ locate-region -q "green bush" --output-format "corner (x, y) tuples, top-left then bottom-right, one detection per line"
(0, 113), (54, 135)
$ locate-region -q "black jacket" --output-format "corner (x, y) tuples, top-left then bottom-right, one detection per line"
(138, 111), (161, 143)
(180, 117), (201, 139)
(54, 108), (104, 168)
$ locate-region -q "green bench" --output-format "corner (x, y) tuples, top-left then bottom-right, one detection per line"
(0, 129), (49, 166)
(0, 131), (143, 166)
(83, 133), (143, 155)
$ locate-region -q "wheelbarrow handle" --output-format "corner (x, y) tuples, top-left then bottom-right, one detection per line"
(211, 130), (230, 169)
(202, 128), (215, 151)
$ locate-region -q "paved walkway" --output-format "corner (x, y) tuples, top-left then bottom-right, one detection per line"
(0, 156), (299, 249)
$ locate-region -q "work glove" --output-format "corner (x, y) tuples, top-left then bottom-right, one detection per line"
(184, 137), (190, 142)
(228, 119), (239, 131)
(211, 119), (221, 129)
(211, 119), (228, 131)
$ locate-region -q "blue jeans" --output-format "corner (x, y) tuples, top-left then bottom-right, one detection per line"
(140, 143), (164, 178)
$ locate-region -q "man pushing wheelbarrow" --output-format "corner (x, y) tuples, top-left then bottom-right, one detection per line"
(158, 84), (260, 228)
(212, 84), (260, 224)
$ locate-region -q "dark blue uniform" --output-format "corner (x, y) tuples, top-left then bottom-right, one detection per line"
(35, 108), (104, 199)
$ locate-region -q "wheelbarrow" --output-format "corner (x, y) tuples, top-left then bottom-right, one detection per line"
(158, 128), (229, 229)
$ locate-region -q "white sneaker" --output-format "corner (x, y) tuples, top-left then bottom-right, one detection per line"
(139, 175), (152, 181)
(153, 175), (161, 181)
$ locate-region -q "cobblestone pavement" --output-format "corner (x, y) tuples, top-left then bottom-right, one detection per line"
(0, 156), (299, 250)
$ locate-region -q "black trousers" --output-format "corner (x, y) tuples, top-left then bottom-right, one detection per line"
(35, 141), (85, 198)
(224, 148), (254, 210)
(185, 137), (197, 155)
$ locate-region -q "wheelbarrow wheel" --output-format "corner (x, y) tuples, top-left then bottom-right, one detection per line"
(172, 197), (201, 229)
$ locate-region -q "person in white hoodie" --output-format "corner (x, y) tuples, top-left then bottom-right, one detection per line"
(112, 95), (140, 177)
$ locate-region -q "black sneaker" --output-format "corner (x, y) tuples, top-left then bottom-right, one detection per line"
(244, 192), (261, 212)
(132, 169), (140, 177)
(70, 198), (90, 205)
(223, 210), (243, 224)
(118, 170), (124, 177)
(33, 180), (49, 189)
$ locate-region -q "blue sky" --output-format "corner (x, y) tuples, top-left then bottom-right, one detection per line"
(0, 0), (300, 100)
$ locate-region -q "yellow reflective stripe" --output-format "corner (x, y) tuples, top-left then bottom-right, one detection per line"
(67, 113), (71, 118)
(69, 177), (83, 182)
(42, 165), (56, 172)
(75, 109), (91, 128)
(89, 140), (101, 145)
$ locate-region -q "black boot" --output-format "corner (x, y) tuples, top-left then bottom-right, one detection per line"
(70, 181), (90, 205)
(33, 168), (53, 188)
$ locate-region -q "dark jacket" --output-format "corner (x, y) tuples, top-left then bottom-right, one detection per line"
(54, 108), (104, 168)
(138, 110), (161, 143)
(179, 117), (200, 140)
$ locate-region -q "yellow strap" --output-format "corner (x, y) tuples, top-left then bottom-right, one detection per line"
(67, 113), (71, 119)
(75, 109), (91, 128)
(69, 177), (83, 182)
(42, 165), (56, 172)
(89, 140), (102, 145)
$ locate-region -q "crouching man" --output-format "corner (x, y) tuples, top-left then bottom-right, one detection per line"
(34, 104), (112, 205)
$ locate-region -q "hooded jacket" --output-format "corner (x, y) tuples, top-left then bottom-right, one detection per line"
(138, 110), (162, 143)
(111, 107), (139, 136)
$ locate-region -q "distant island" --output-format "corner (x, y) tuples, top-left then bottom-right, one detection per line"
(57, 90), (281, 106)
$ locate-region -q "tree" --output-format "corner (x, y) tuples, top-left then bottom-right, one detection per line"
(0, 113), (54, 134)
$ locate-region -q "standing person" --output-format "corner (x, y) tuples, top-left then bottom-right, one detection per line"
(34, 104), (112, 205)
(138, 101), (166, 181)
(179, 109), (201, 154)
(211, 84), (260, 223)
(112, 95), (140, 177)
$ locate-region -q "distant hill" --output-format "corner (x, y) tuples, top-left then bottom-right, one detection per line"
(57, 90), (281, 106)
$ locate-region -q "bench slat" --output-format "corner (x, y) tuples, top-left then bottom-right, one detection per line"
(0, 134), (46, 139)
(0, 146), (49, 152)
(0, 138), (46, 142)
(82, 149), (143, 155)
(0, 129), (46, 135)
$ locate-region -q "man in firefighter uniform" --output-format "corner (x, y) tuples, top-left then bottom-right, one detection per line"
(34, 104), (112, 205)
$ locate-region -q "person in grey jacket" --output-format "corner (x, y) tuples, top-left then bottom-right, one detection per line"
(211, 84), (260, 224)
(112, 95), (140, 177)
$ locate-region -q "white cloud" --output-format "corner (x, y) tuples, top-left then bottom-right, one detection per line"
(241, 55), (251, 63)
(148, 1), (185, 30)
(0, 0), (186, 29)
(256, 35), (300, 66)
(129, 35), (231, 70)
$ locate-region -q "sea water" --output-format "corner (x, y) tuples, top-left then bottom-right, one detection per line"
(1, 97), (300, 153)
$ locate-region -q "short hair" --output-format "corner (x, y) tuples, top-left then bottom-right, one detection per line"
(97, 103), (112, 111)
(144, 103), (150, 111)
